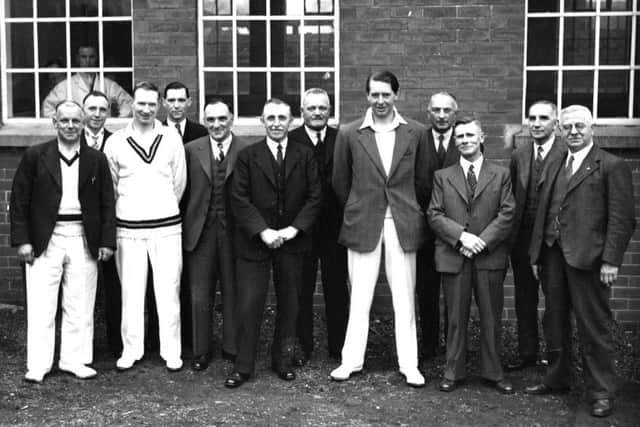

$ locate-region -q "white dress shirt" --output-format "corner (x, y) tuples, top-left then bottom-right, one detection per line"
(85, 128), (105, 151)
(266, 137), (288, 161)
(533, 134), (556, 161)
(166, 118), (186, 137)
(566, 141), (593, 175)
(432, 128), (453, 152)
(459, 154), (484, 182)
(304, 125), (327, 146)
(211, 134), (232, 161)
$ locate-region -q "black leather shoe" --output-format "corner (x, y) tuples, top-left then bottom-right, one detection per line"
(591, 399), (613, 417)
(491, 380), (514, 394)
(505, 357), (537, 372)
(292, 356), (307, 367)
(191, 355), (210, 371)
(224, 371), (249, 388)
(221, 350), (236, 363)
(524, 383), (569, 395)
(272, 364), (296, 381)
(439, 379), (457, 392)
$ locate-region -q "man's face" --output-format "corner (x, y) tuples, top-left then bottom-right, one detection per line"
(83, 95), (109, 133)
(163, 88), (192, 122)
(132, 88), (159, 126)
(428, 94), (457, 132)
(561, 109), (593, 153)
(367, 80), (397, 121)
(528, 103), (557, 143)
(454, 121), (484, 161)
(77, 47), (98, 68)
(261, 102), (292, 142)
(53, 103), (84, 145)
(302, 93), (330, 131)
(204, 102), (234, 142)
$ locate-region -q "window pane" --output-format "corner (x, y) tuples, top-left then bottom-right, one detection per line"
(237, 0), (266, 16)
(70, 22), (99, 67)
(39, 71), (66, 110)
(237, 72), (266, 116)
(5, 0), (33, 17)
(204, 21), (233, 67)
(564, 0), (596, 11)
(204, 72), (234, 112)
(526, 71), (558, 114)
(7, 73), (35, 117)
(271, 21), (300, 67)
(103, 0), (131, 17)
(304, 21), (334, 67)
(636, 16), (640, 65)
(204, 0), (231, 15)
(598, 70), (629, 117)
(102, 72), (133, 117)
(599, 16), (630, 65)
(237, 21), (266, 67)
(70, 0), (98, 17)
(271, 0), (303, 15)
(271, 72), (300, 116)
(527, 18), (558, 65)
(38, 23), (66, 68)
(562, 70), (593, 108)
(104, 22), (132, 67)
(305, 0), (334, 14)
(563, 17), (595, 65)
(37, 0), (64, 17)
(634, 71), (640, 117)
(305, 71), (335, 108)
(6, 23), (34, 68)
(528, 0), (559, 12)
(600, 0), (631, 11)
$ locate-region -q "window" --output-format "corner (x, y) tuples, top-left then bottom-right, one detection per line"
(524, 0), (640, 122)
(198, 0), (339, 123)
(1, 0), (133, 121)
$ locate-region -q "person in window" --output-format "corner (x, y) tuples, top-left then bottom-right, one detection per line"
(42, 45), (133, 118)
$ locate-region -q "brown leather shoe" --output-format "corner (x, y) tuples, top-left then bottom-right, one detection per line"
(591, 399), (613, 418)
(224, 371), (250, 388)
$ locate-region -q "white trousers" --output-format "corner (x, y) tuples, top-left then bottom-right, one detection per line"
(116, 233), (182, 363)
(25, 231), (97, 373)
(341, 218), (419, 372)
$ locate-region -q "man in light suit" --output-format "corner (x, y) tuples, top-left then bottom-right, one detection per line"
(289, 88), (349, 365)
(182, 99), (250, 371)
(525, 105), (635, 418)
(507, 100), (565, 371)
(331, 70), (432, 387)
(427, 117), (515, 394)
(417, 91), (460, 361)
(224, 99), (321, 388)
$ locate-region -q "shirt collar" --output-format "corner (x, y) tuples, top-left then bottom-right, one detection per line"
(459, 154), (484, 176)
(166, 118), (186, 132)
(266, 136), (288, 152)
(85, 127), (104, 139)
(304, 125), (327, 145)
(534, 134), (555, 159)
(58, 139), (81, 157)
(211, 134), (232, 152)
(567, 141), (593, 166)
(359, 107), (407, 132)
(432, 127), (453, 144)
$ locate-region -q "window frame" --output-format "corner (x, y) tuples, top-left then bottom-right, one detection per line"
(197, 0), (340, 127)
(522, 0), (640, 124)
(0, 0), (133, 123)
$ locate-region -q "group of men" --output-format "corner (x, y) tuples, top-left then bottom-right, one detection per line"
(10, 69), (634, 418)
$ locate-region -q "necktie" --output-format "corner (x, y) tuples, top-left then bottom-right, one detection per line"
(217, 141), (224, 163)
(535, 145), (543, 169)
(565, 154), (574, 180)
(437, 134), (446, 165)
(90, 134), (100, 150)
(316, 131), (323, 146)
(175, 122), (182, 137)
(467, 164), (477, 196)
(276, 143), (283, 167)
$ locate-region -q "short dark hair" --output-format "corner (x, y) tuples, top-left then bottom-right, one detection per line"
(82, 90), (109, 105)
(133, 81), (160, 98)
(528, 99), (558, 117)
(366, 70), (399, 94)
(454, 115), (483, 132)
(204, 97), (234, 115)
(163, 81), (190, 98)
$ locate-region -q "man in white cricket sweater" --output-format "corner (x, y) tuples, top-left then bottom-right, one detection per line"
(104, 81), (187, 372)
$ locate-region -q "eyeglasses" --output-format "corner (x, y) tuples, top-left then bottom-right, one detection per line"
(561, 122), (588, 132)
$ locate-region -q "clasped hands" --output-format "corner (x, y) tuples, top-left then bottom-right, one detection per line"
(17, 244), (113, 265)
(458, 231), (486, 259)
(260, 226), (298, 249)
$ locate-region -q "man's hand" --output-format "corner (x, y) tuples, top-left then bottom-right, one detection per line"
(459, 231), (487, 255)
(531, 264), (540, 281)
(17, 244), (35, 265)
(98, 247), (114, 262)
(459, 246), (474, 259)
(260, 229), (284, 249)
(600, 263), (619, 287)
(278, 226), (299, 242)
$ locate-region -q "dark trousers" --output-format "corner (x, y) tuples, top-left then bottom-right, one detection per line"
(416, 241), (446, 357)
(234, 251), (303, 375)
(510, 227), (540, 360)
(185, 219), (236, 357)
(98, 257), (122, 355)
(296, 241), (349, 358)
(443, 260), (505, 382)
(540, 243), (618, 400)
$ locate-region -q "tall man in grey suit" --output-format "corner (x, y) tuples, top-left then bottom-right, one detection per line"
(507, 100), (565, 371)
(331, 70), (432, 387)
(525, 105), (635, 418)
(428, 117), (515, 394)
(182, 100), (250, 371)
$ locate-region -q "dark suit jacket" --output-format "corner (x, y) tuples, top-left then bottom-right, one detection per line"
(182, 134), (252, 252)
(332, 117), (432, 252)
(288, 125), (343, 243)
(529, 144), (636, 270)
(80, 129), (113, 152)
(509, 137), (566, 248)
(10, 139), (116, 258)
(427, 160), (515, 273)
(231, 139), (322, 261)
(426, 128), (459, 170)
(163, 119), (208, 144)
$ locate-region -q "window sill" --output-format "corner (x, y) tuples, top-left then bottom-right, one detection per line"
(514, 125), (640, 150)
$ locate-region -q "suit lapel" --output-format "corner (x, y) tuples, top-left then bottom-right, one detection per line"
(225, 135), (241, 181)
(196, 138), (213, 182)
(284, 141), (300, 181)
(356, 127), (386, 178)
(447, 164), (469, 204)
(78, 141), (93, 192)
(518, 145), (532, 191)
(42, 140), (62, 189)
(254, 140), (277, 188)
(387, 123), (411, 180)
(443, 134), (459, 168)
(474, 162), (496, 199)
(567, 146), (600, 194)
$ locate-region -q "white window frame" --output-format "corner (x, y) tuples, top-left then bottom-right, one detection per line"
(197, 0), (340, 127)
(0, 0), (133, 123)
(523, 0), (640, 124)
